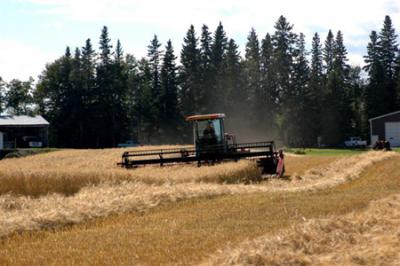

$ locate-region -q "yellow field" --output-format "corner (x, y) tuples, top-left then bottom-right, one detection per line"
(0, 147), (340, 197)
(0, 148), (399, 265)
(0, 147), (261, 196)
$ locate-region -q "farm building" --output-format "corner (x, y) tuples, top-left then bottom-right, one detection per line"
(0, 115), (49, 149)
(369, 110), (400, 147)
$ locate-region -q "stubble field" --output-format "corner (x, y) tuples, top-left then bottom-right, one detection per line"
(0, 147), (399, 265)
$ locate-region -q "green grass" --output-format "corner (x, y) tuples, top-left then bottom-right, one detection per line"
(285, 148), (368, 156)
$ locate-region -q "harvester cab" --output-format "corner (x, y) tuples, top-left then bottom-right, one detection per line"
(186, 113), (232, 153)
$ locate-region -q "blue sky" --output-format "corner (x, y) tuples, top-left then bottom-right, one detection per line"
(1, 0), (400, 82)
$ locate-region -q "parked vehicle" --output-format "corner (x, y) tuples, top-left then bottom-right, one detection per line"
(344, 137), (367, 148)
(117, 140), (141, 148)
(22, 136), (43, 148)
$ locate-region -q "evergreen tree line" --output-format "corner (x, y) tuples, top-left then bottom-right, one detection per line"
(1, 15), (399, 148)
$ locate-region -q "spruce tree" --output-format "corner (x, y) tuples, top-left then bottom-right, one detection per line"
(68, 47), (83, 147)
(211, 22), (228, 73)
(80, 38), (97, 147)
(160, 40), (180, 142)
(224, 39), (243, 109)
(271, 15), (297, 142)
(115, 39), (124, 63)
(99, 26), (113, 65)
(309, 33), (324, 144)
(378, 15), (398, 113)
(97, 26), (116, 147)
(260, 33), (278, 139)
(0, 77), (5, 113)
(125, 53), (140, 141)
(180, 25), (201, 116)
(209, 22), (228, 112)
(290, 33), (311, 146)
(322, 31), (351, 145)
(348, 66), (366, 138)
(113, 39), (130, 144)
(244, 28), (262, 130)
(323, 30), (335, 74)
(147, 35), (162, 106)
(395, 53), (400, 108)
(199, 24), (213, 112)
(135, 58), (154, 143)
(363, 31), (385, 120)
(333, 31), (352, 139)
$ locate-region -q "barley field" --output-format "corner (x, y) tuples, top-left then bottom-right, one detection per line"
(0, 147), (399, 265)
(0, 147), (261, 196)
(205, 193), (400, 266)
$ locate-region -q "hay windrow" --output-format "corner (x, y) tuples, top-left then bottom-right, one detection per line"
(0, 151), (396, 238)
(264, 151), (398, 192)
(202, 193), (400, 266)
(0, 147), (260, 196)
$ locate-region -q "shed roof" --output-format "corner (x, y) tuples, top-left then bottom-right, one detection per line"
(369, 110), (400, 122)
(0, 115), (49, 126)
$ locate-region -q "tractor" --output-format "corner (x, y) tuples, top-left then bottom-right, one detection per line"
(119, 113), (284, 175)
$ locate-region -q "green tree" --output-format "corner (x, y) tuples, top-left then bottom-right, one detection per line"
(125, 53), (140, 141)
(289, 33), (311, 146)
(363, 30), (385, 120)
(112, 39), (130, 145)
(223, 39), (247, 135)
(244, 28), (261, 117)
(395, 53), (400, 108)
(135, 58), (154, 143)
(80, 38), (97, 147)
(309, 33), (324, 145)
(160, 40), (181, 143)
(0, 77), (5, 113)
(209, 22), (228, 111)
(323, 30), (335, 74)
(322, 31), (351, 145)
(378, 15), (398, 113)
(260, 33), (279, 139)
(271, 15), (297, 142)
(35, 47), (73, 146)
(199, 24), (213, 111)
(5, 78), (34, 115)
(180, 25), (201, 117)
(96, 26), (116, 146)
(348, 66), (366, 138)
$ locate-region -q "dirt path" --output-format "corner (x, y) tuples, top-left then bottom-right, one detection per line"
(1, 155), (399, 265)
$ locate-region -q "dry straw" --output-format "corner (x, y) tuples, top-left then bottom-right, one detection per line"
(0, 151), (396, 238)
(203, 193), (400, 266)
(0, 148), (260, 196)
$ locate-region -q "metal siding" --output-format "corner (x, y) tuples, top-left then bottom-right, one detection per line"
(370, 112), (400, 142)
(385, 122), (400, 146)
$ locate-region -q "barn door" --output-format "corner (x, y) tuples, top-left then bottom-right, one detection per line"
(385, 122), (400, 147)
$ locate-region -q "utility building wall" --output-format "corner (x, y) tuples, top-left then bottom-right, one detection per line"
(370, 111), (400, 147)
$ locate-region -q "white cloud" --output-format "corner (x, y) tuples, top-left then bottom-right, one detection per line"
(0, 40), (57, 82)
(23, 0), (400, 32)
(10, 0), (400, 75)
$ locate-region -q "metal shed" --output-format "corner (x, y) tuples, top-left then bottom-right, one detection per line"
(369, 110), (400, 147)
(0, 115), (49, 149)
